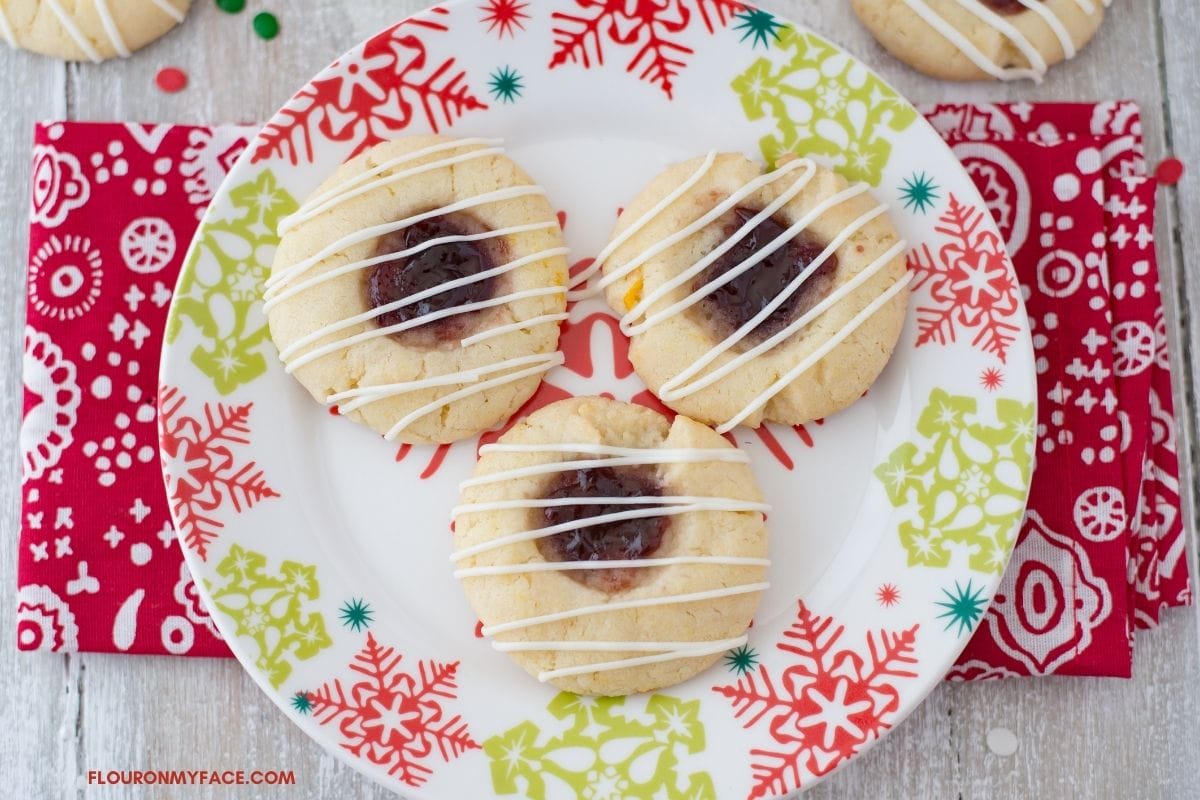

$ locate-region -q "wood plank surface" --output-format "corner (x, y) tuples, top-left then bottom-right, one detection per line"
(0, 1), (1196, 798)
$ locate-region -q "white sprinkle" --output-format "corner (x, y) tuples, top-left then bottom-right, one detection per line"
(987, 726), (1019, 757)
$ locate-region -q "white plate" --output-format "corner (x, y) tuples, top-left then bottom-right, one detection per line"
(160, 2), (1036, 796)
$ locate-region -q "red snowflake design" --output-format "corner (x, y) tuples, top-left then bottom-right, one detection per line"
(158, 386), (280, 560)
(713, 601), (918, 799)
(875, 583), (900, 608)
(307, 632), (479, 787)
(253, 10), (487, 165)
(980, 367), (1004, 391)
(480, 0), (530, 37)
(908, 194), (1022, 363)
(549, 0), (744, 99)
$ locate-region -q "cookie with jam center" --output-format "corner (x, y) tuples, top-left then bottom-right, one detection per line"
(598, 152), (909, 430)
(850, 0), (1107, 82)
(267, 136), (569, 444)
(453, 396), (769, 696)
(0, 0), (192, 63)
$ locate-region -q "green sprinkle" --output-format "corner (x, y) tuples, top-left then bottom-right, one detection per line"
(215, 0), (245, 12)
(253, 11), (280, 40)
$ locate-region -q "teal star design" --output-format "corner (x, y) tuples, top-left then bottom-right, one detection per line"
(899, 171), (941, 214)
(723, 644), (759, 675)
(338, 598), (375, 632)
(936, 580), (987, 636)
(733, 9), (784, 49)
(290, 691), (313, 714)
(487, 66), (524, 104)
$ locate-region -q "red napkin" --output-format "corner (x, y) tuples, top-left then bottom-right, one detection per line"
(17, 109), (1190, 678)
(923, 102), (1191, 678)
(18, 122), (252, 656)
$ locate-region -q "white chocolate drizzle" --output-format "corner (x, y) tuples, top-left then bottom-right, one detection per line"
(511, 637), (750, 682)
(455, 444), (771, 681)
(45, 0), (103, 62)
(571, 153), (909, 434)
(453, 555), (771, 578)
(11, 0), (185, 57)
(270, 139), (567, 439)
(898, 0), (1112, 83)
(482, 583), (770, 636)
(149, 0), (187, 22)
(93, 0), (130, 58)
(0, 5), (16, 47)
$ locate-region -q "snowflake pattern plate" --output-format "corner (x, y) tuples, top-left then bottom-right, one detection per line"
(159, 2), (1037, 797)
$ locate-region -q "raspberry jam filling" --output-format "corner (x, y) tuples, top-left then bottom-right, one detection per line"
(980, 0), (1042, 13)
(537, 466), (667, 592)
(695, 206), (837, 343)
(366, 212), (498, 343)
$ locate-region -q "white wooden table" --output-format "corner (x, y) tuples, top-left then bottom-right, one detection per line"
(2, 1), (1198, 797)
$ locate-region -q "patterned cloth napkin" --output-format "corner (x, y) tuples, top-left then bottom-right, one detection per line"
(921, 102), (1191, 678)
(16, 106), (1190, 677)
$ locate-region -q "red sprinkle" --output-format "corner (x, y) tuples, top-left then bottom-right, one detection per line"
(155, 67), (188, 93)
(1156, 157), (1185, 186)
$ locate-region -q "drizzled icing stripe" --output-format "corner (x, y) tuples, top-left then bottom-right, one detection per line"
(329, 353), (559, 413)
(383, 354), (562, 440)
(45, 0), (103, 62)
(494, 636), (749, 653)
(461, 312), (571, 347)
(481, 583), (770, 636)
(568, 151), (719, 299)
(719, 271), (913, 432)
(450, 499), (769, 562)
(662, 236), (905, 403)
(588, 158), (817, 304)
(278, 139), (506, 235)
(283, 285), (565, 373)
(625, 184), (875, 339)
(266, 185), (549, 292)
(480, 442), (753, 458)
(456, 443), (770, 678)
(277, 246), (569, 362)
(900, 0), (1108, 82)
(572, 151), (906, 432)
(531, 638), (748, 682)
(148, 0), (187, 22)
(263, 222), (560, 309)
(1015, 0), (1076, 59)
(453, 494), (766, 515)
(327, 354), (563, 440)
(454, 555), (771, 578)
(0, 5), (16, 47)
(461, 448), (749, 488)
(94, 0), (130, 57)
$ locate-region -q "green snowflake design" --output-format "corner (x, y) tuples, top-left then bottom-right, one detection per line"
(733, 8), (783, 49)
(488, 66), (524, 103)
(207, 544), (333, 688)
(900, 171), (941, 214)
(731, 26), (919, 185)
(484, 692), (715, 799)
(874, 388), (1035, 575)
(166, 169), (298, 394)
(936, 580), (987, 636)
(723, 644), (759, 675)
(290, 691), (313, 714)
(338, 597), (374, 632)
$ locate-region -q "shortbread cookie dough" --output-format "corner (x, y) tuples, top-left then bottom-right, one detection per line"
(596, 152), (909, 431)
(266, 136), (569, 444)
(850, 0), (1107, 82)
(0, 0), (191, 62)
(453, 397), (770, 696)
